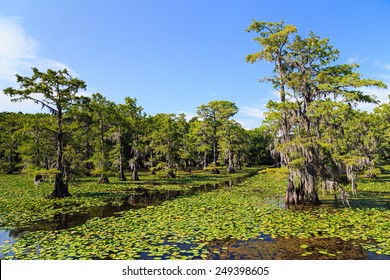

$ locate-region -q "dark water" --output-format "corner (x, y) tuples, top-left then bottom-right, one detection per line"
(136, 233), (390, 260)
(205, 235), (390, 260)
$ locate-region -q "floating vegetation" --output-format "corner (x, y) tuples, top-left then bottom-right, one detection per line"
(0, 168), (257, 229)
(0, 166), (389, 260)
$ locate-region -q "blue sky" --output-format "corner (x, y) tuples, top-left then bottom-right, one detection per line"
(1, 0), (389, 129)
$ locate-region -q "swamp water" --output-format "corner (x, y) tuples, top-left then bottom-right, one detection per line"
(1, 172), (389, 260)
(1, 178), (245, 235)
(0, 175), (250, 255)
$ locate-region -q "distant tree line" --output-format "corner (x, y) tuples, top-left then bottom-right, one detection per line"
(1, 69), (273, 197)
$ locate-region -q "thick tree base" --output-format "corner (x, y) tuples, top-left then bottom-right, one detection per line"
(166, 170), (176, 178)
(47, 176), (71, 198)
(364, 173), (377, 179)
(284, 178), (320, 205)
(131, 171), (140, 181)
(118, 174), (127, 181)
(227, 167), (236, 174)
(98, 175), (110, 184)
(210, 168), (220, 174)
(284, 193), (320, 205)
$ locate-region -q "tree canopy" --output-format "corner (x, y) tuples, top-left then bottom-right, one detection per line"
(3, 68), (87, 197)
(247, 20), (388, 204)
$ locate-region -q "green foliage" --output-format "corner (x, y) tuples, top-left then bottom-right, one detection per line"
(87, 93), (116, 177)
(3, 68), (87, 113)
(247, 20), (388, 203)
(16, 114), (57, 170)
(246, 126), (274, 165)
(197, 100), (239, 165)
(218, 120), (249, 171)
(149, 113), (180, 172)
(3, 68), (87, 197)
(0, 112), (24, 173)
(246, 20), (297, 65)
(289, 158), (305, 169)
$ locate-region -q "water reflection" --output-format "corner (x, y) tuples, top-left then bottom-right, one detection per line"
(284, 192), (390, 210)
(206, 236), (390, 260)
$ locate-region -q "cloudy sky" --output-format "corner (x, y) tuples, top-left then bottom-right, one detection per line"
(1, 0), (389, 129)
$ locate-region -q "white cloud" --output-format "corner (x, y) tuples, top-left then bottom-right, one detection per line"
(373, 59), (390, 71)
(347, 55), (370, 65)
(358, 85), (390, 112)
(237, 102), (268, 130)
(357, 58), (390, 109)
(36, 58), (76, 76)
(348, 55), (359, 64)
(257, 97), (270, 103)
(0, 17), (38, 85)
(177, 111), (196, 121)
(271, 90), (280, 98)
(240, 106), (265, 118)
(0, 16), (75, 113)
(0, 93), (46, 113)
(236, 118), (261, 130)
(363, 84), (389, 102)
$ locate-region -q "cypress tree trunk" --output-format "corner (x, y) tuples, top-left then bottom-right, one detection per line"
(210, 168), (220, 174)
(166, 169), (176, 178)
(284, 175), (298, 204)
(50, 173), (70, 198)
(304, 164), (320, 204)
(210, 134), (220, 174)
(212, 133), (217, 166)
(212, 115), (218, 166)
(118, 137), (127, 181)
(64, 159), (71, 184)
(166, 158), (176, 178)
(132, 169), (139, 181)
(97, 117), (110, 184)
(118, 165), (126, 181)
(235, 152), (242, 170)
(227, 150), (235, 174)
(98, 174), (110, 184)
(49, 108), (70, 198)
(131, 158), (139, 181)
(284, 166), (320, 205)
